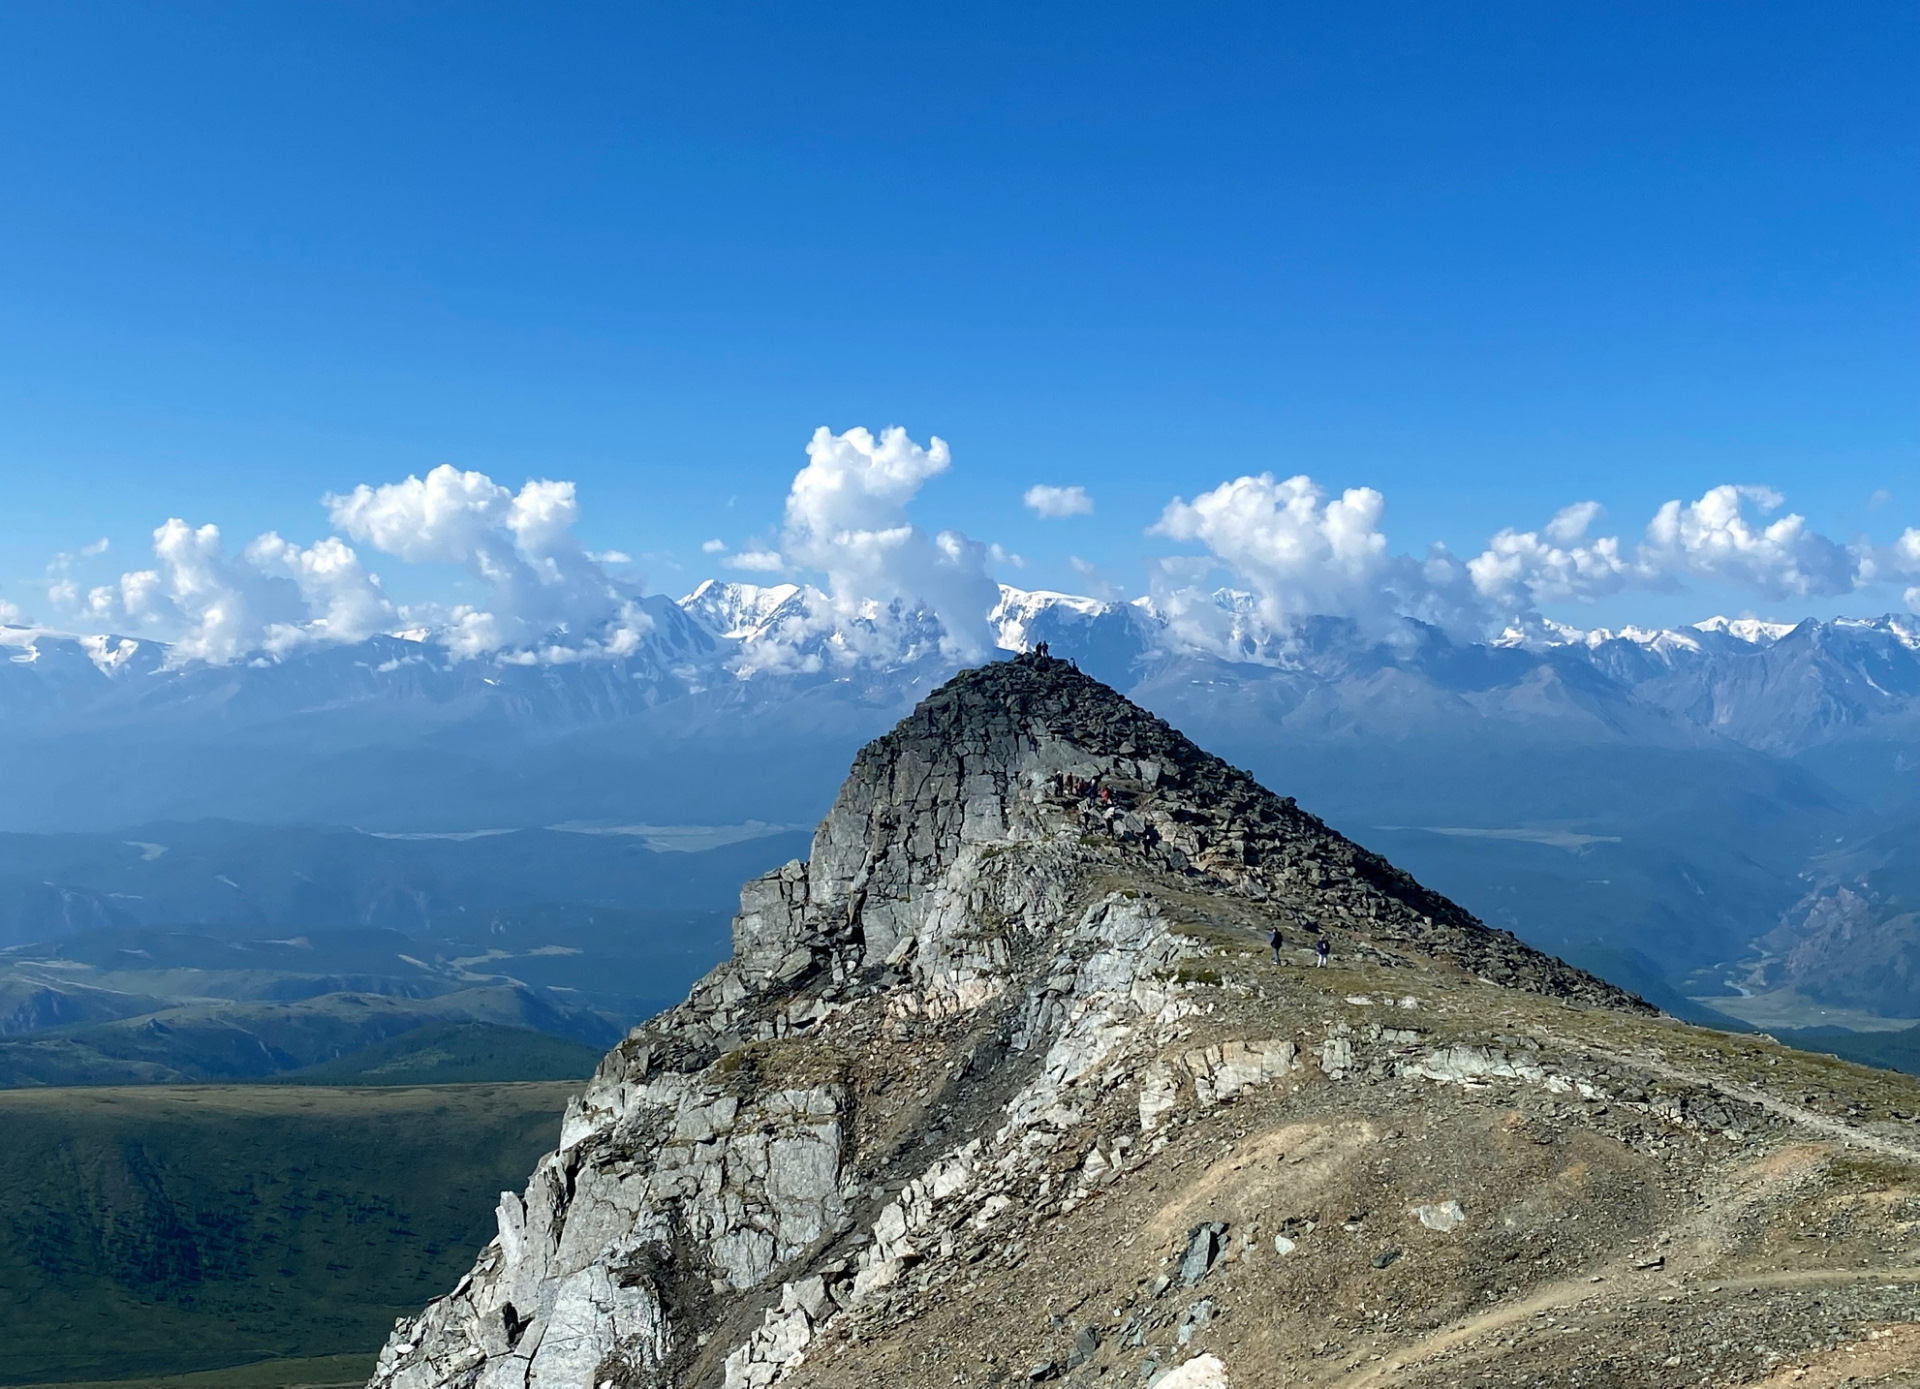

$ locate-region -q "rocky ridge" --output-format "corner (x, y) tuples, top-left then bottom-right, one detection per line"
(370, 654), (1920, 1389)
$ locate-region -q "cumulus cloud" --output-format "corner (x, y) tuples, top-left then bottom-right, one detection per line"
(244, 533), (392, 650)
(1881, 530), (1920, 616)
(1153, 474), (1389, 609)
(772, 425), (1003, 665)
(56, 464), (653, 666)
(1641, 485), (1858, 600)
(1464, 486), (1872, 620)
(1866, 527), (1920, 584)
(326, 465), (649, 659)
(324, 466), (510, 565)
(63, 519), (392, 664)
(44, 426), (1913, 669)
(1150, 473), (1907, 648)
(1467, 502), (1634, 611)
(1147, 473), (1482, 645)
(44, 426), (1014, 671)
(1024, 484), (1093, 518)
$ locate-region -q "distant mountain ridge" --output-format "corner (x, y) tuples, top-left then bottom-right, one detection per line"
(4, 585), (1916, 759)
(2, 587), (1916, 1023)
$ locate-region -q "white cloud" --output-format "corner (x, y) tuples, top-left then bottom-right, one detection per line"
(44, 538), (113, 611)
(777, 425), (1002, 663)
(325, 466), (511, 565)
(327, 464), (649, 659)
(1460, 486), (1889, 622)
(60, 464), (651, 665)
(1544, 501), (1604, 547)
(1153, 475), (1389, 604)
(1150, 473), (1419, 639)
(1468, 502), (1634, 610)
(1641, 485), (1857, 600)
(243, 533), (392, 652)
(1024, 484), (1093, 519)
(65, 519), (392, 665)
(1150, 474), (1903, 646)
(40, 430), (1914, 669)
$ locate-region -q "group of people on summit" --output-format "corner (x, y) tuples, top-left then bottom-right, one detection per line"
(1048, 770), (1113, 806)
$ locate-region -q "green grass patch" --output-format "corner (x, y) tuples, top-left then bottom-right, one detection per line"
(0, 1082), (575, 1385)
(9, 1351), (371, 1389)
(1824, 1153), (1918, 1189)
(275, 1023), (600, 1086)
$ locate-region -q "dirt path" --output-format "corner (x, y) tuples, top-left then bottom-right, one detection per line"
(1569, 1039), (1920, 1165)
(1329, 1265), (1920, 1389)
(1317, 1035), (1920, 1387)
(1328, 1133), (1916, 1389)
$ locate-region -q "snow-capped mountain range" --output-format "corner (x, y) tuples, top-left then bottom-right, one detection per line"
(0, 580), (1917, 1022)
(4, 580), (1918, 756)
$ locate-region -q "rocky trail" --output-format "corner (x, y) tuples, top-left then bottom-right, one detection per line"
(368, 654), (1920, 1389)
(1572, 1041), (1920, 1164)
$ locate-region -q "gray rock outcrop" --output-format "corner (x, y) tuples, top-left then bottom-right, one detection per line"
(367, 653), (1648, 1389)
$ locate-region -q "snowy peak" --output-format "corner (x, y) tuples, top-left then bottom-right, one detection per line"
(2, 625), (168, 678)
(3, 599), (1919, 773)
(1693, 615), (1799, 644)
(678, 579), (813, 642)
(988, 584), (1113, 650)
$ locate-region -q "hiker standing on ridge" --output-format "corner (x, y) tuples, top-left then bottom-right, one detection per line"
(1315, 936), (1330, 968)
(1268, 927), (1282, 964)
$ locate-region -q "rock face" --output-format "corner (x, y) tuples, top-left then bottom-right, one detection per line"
(371, 655), (1920, 1389)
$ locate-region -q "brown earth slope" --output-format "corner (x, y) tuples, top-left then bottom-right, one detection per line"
(370, 653), (1920, 1389)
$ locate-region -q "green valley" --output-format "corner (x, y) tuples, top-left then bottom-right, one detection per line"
(0, 1081), (579, 1386)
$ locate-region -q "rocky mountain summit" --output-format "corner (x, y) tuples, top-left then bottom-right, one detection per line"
(371, 655), (1920, 1389)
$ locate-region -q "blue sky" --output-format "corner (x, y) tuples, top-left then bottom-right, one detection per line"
(1, 1), (1914, 637)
